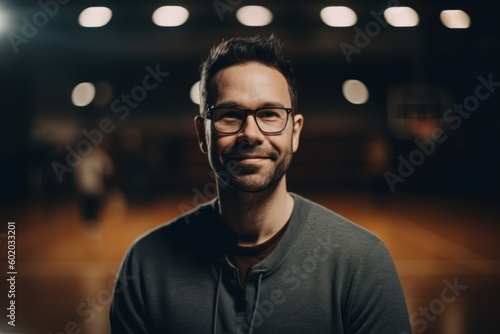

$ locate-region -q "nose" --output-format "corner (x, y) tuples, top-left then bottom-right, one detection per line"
(236, 114), (265, 146)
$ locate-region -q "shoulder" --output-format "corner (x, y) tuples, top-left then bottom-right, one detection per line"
(127, 199), (222, 259)
(290, 193), (383, 258)
(291, 193), (379, 240)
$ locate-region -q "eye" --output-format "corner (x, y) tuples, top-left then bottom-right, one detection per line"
(257, 109), (284, 120)
(214, 108), (244, 121)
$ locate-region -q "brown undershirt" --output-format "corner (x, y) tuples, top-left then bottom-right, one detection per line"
(227, 220), (289, 283)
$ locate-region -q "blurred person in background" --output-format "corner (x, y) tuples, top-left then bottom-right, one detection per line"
(74, 145), (114, 239)
(110, 35), (410, 334)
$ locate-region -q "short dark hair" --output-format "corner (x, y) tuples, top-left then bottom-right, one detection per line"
(199, 35), (297, 115)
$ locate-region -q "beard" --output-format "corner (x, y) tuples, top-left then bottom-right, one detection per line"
(209, 141), (293, 193)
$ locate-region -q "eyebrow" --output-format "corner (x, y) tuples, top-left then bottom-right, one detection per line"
(214, 101), (286, 108)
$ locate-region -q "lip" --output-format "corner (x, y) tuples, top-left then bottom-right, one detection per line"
(227, 156), (269, 163)
(229, 155), (268, 160)
(238, 158), (267, 163)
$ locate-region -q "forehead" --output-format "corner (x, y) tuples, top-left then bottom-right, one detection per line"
(209, 62), (291, 107)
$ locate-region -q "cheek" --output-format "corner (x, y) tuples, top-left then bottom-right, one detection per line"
(209, 134), (232, 157)
(268, 136), (293, 155)
(276, 128), (294, 146)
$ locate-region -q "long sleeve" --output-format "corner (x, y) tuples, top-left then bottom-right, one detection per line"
(345, 240), (411, 334)
(109, 245), (149, 334)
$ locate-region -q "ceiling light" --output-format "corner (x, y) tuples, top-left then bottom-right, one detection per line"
(236, 6), (273, 27)
(320, 6), (357, 27)
(152, 6), (189, 27)
(440, 10), (471, 29)
(342, 80), (369, 105)
(72, 82), (96, 107)
(79, 7), (112, 28)
(384, 7), (419, 27)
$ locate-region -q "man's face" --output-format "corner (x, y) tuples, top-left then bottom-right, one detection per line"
(195, 62), (303, 192)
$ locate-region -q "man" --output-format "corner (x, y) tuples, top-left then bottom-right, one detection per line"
(110, 35), (411, 334)
(74, 145), (114, 239)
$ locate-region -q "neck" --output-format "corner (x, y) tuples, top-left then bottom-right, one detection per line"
(217, 178), (294, 247)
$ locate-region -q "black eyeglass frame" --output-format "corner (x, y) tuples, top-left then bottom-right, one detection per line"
(204, 106), (294, 135)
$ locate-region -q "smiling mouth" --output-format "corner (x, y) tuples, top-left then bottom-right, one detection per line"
(237, 157), (268, 163)
(224, 154), (271, 166)
(233, 155), (267, 159)
(224, 148), (278, 163)
(231, 156), (269, 162)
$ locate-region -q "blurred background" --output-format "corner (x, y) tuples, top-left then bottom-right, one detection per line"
(0, 0), (499, 333)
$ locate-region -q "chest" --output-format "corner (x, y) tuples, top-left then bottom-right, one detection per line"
(143, 263), (344, 334)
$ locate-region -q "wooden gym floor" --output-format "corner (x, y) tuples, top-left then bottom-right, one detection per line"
(0, 190), (498, 334)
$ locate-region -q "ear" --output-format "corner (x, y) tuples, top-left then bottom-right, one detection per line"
(194, 116), (208, 154)
(291, 114), (304, 153)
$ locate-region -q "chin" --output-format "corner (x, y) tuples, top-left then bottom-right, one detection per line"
(224, 172), (285, 193)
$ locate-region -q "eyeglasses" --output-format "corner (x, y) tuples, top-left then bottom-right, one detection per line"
(205, 106), (293, 135)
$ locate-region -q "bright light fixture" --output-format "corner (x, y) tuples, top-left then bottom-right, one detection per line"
(342, 80), (369, 105)
(320, 6), (357, 27)
(236, 6), (273, 27)
(72, 82), (96, 107)
(384, 7), (419, 27)
(190, 81), (201, 105)
(79, 7), (113, 28)
(152, 6), (189, 27)
(440, 10), (471, 29)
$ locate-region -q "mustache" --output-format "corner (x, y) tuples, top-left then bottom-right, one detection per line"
(222, 142), (278, 160)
